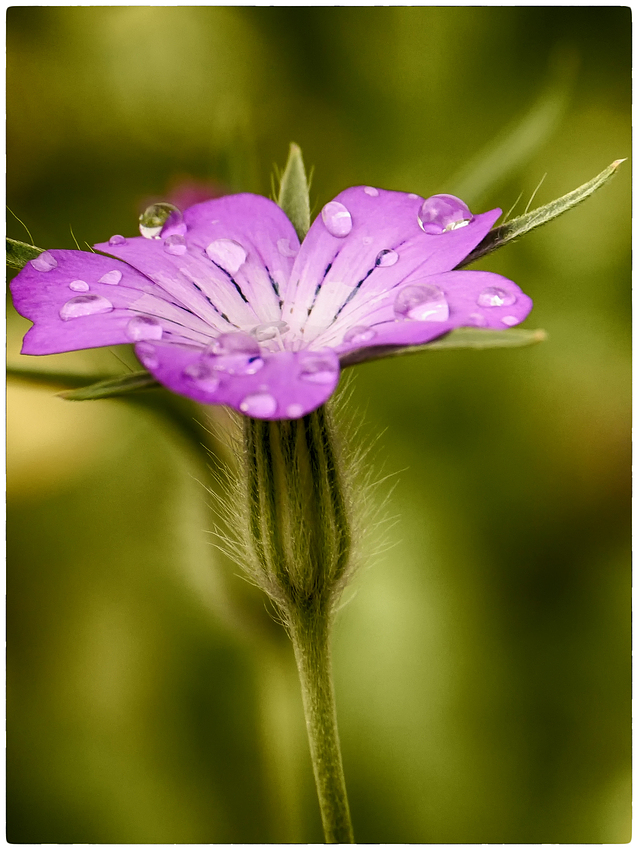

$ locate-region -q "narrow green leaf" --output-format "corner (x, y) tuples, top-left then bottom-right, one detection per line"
(341, 327), (547, 367)
(459, 159), (625, 268)
(58, 371), (160, 400)
(6, 237), (43, 270)
(277, 143), (311, 241)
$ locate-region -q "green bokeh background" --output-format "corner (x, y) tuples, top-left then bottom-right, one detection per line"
(7, 7), (631, 843)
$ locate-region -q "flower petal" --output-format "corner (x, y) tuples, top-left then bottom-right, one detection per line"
(281, 186), (501, 346)
(134, 341), (340, 420)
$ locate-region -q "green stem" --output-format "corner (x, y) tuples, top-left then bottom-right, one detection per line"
(287, 605), (354, 844)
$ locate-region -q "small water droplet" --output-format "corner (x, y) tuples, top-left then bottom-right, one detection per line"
(59, 294), (114, 321)
(164, 234), (187, 256)
(108, 235), (127, 247)
(251, 321), (289, 342)
(363, 236), (374, 246)
(467, 312), (487, 327)
(277, 238), (298, 258)
(31, 251), (58, 272)
(99, 270), (122, 285)
(206, 331), (264, 375)
(501, 315), (519, 326)
(206, 238), (247, 273)
(299, 351), (339, 384)
(240, 392), (278, 418)
(139, 202), (182, 239)
(375, 249), (398, 267)
(394, 284), (449, 322)
(343, 325), (376, 345)
(417, 194), (473, 235)
(477, 286), (517, 308)
(286, 403), (304, 418)
(321, 201), (353, 238)
(69, 279), (89, 292)
(135, 342), (159, 370)
(126, 315), (163, 342)
(363, 186), (379, 197)
(183, 361), (221, 393)
(408, 193), (419, 200)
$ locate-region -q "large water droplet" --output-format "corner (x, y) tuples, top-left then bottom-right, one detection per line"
(126, 315), (163, 342)
(69, 279), (89, 292)
(477, 286), (517, 307)
(343, 325), (376, 345)
(164, 234), (187, 256)
(59, 294), (114, 321)
(31, 251), (57, 272)
(206, 331), (264, 375)
(321, 201), (353, 238)
(277, 238), (298, 258)
(375, 249), (399, 267)
(139, 202), (183, 239)
(206, 238), (247, 273)
(99, 270), (122, 285)
(286, 403), (304, 418)
(394, 284), (449, 322)
(298, 351), (339, 384)
(240, 392), (278, 418)
(183, 361), (221, 393)
(251, 321), (289, 342)
(135, 342), (159, 370)
(363, 186), (379, 197)
(417, 194), (473, 235)
(501, 315), (519, 326)
(108, 235), (127, 247)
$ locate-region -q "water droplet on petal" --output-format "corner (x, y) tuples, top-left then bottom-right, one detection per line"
(69, 279), (89, 292)
(183, 361), (221, 393)
(60, 294), (114, 321)
(363, 236), (374, 246)
(286, 403), (304, 418)
(126, 315), (163, 342)
(139, 202), (182, 239)
(343, 325), (376, 345)
(206, 238), (247, 273)
(277, 238), (298, 258)
(408, 193), (419, 200)
(99, 270), (122, 285)
(108, 235), (127, 247)
(375, 249), (399, 267)
(164, 234), (187, 256)
(321, 201), (353, 238)
(206, 331), (264, 375)
(240, 392), (278, 418)
(477, 286), (517, 308)
(251, 321), (289, 342)
(394, 284), (449, 322)
(135, 342), (159, 370)
(417, 194), (473, 234)
(299, 351), (340, 384)
(467, 312), (487, 327)
(363, 186), (379, 197)
(31, 251), (58, 272)
(501, 315), (519, 327)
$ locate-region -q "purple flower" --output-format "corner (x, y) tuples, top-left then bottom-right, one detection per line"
(10, 187), (532, 419)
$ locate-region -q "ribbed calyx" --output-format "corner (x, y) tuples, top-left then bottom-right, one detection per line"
(242, 405), (352, 619)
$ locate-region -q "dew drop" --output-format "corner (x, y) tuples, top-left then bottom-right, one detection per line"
(164, 234), (187, 256)
(299, 351), (339, 384)
(277, 238), (298, 258)
(69, 279), (89, 292)
(251, 321), (289, 342)
(477, 286), (517, 308)
(394, 284), (449, 322)
(135, 342), (159, 370)
(501, 315), (519, 327)
(206, 331), (264, 375)
(240, 392), (278, 418)
(126, 315), (163, 342)
(60, 294), (114, 321)
(321, 201), (353, 238)
(408, 193), (419, 200)
(363, 186), (379, 197)
(139, 202), (183, 239)
(108, 235), (127, 247)
(343, 325), (376, 345)
(183, 361), (221, 393)
(206, 238), (247, 273)
(30, 251), (58, 272)
(417, 194), (473, 235)
(375, 249), (398, 267)
(286, 403), (304, 418)
(467, 312), (487, 327)
(99, 270), (122, 285)
(362, 236), (374, 246)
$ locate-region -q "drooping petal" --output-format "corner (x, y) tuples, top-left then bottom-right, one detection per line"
(133, 339), (340, 420)
(281, 186), (501, 346)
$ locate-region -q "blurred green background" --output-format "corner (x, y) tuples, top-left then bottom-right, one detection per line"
(7, 7), (631, 843)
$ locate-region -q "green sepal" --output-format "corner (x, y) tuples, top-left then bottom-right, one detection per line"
(459, 159), (625, 268)
(276, 142), (311, 241)
(6, 237), (43, 270)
